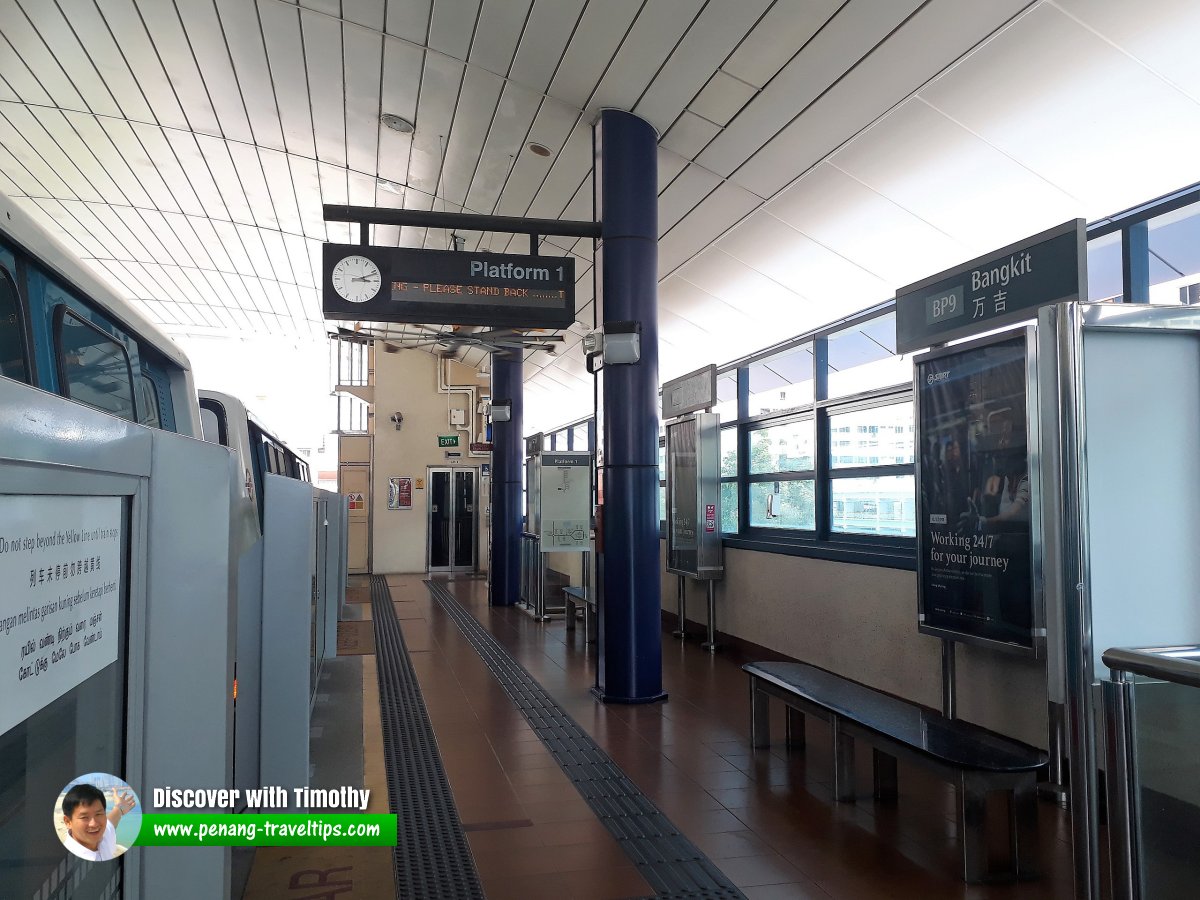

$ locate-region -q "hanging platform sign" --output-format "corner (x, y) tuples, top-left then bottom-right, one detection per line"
(895, 219), (1085, 354)
(662, 365), (717, 420)
(322, 243), (575, 328)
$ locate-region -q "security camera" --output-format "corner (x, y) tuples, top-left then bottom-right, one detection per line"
(390, 412), (404, 430)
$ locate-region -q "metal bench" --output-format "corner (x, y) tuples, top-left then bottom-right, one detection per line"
(563, 586), (596, 645)
(744, 660), (1047, 884)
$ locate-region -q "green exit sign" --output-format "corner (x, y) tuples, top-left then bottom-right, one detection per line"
(438, 435), (460, 448)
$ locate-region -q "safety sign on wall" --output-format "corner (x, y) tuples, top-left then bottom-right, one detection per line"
(0, 495), (123, 736)
(347, 492), (366, 511)
(388, 477), (412, 510)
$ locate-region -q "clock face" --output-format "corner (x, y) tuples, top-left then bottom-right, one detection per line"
(331, 255), (382, 303)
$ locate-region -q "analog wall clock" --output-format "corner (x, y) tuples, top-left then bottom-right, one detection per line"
(331, 255), (382, 303)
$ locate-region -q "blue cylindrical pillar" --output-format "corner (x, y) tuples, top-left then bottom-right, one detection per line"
(593, 109), (665, 703)
(489, 355), (523, 606)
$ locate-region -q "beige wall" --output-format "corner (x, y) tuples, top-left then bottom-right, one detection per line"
(662, 543), (1049, 748)
(371, 349), (490, 574)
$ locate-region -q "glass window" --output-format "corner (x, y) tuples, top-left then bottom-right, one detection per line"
(749, 419), (815, 474)
(138, 375), (162, 429)
(720, 481), (738, 533)
(748, 343), (813, 416)
(714, 370), (738, 421)
(749, 480), (815, 530)
(827, 313), (914, 398)
(720, 426), (738, 477)
(55, 307), (137, 422)
(543, 433), (552, 451)
(571, 422), (589, 451)
(1086, 230), (1123, 302)
(831, 475), (915, 537)
(0, 267), (28, 383)
(829, 403), (914, 468)
(1147, 201), (1200, 306)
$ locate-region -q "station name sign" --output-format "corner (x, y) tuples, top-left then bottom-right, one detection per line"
(322, 243), (575, 328)
(895, 219), (1085, 354)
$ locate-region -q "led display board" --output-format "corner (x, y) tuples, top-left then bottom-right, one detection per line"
(322, 243), (575, 328)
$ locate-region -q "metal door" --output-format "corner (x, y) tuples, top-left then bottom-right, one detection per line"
(427, 467), (477, 572)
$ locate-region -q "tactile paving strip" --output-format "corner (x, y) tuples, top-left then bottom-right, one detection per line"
(426, 580), (747, 900)
(371, 576), (485, 900)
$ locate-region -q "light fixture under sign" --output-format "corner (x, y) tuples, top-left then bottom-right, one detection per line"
(381, 113), (415, 134)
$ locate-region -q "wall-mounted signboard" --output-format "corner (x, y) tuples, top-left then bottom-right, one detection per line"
(896, 219), (1085, 355)
(438, 435), (459, 448)
(666, 413), (723, 580)
(662, 365), (717, 420)
(322, 244), (575, 328)
(915, 330), (1040, 653)
(387, 477), (412, 510)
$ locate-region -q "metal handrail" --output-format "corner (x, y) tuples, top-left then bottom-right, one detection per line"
(1103, 645), (1200, 689)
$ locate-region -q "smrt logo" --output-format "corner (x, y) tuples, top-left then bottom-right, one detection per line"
(926, 371), (951, 385)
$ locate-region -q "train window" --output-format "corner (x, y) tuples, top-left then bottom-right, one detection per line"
(138, 374), (162, 429)
(54, 306), (137, 422)
(199, 398), (229, 446)
(0, 266), (29, 383)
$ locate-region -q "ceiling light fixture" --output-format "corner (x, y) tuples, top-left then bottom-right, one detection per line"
(527, 142), (551, 157)
(381, 113), (415, 134)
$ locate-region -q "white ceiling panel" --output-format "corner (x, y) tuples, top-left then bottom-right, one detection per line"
(95, 0), (189, 129)
(55, 1), (151, 120)
(768, 162), (966, 287)
(471, 0), (533, 77)
(195, 135), (256, 226)
(129, 123), (206, 216)
(378, 37), (423, 178)
(302, 10), (348, 168)
(408, 52), (464, 195)
(0, 104), (90, 199)
(547, 0), (641, 112)
(29, 108), (126, 204)
(344, 26), (384, 175)
(210, 219), (256, 276)
(657, 180), (761, 276)
(0, 24), (52, 106)
(0, 0), (86, 112)
(508, 0), (583, 95)
(658, 164), (720, 235)
(633, 0), (774, 135)
(163, 129), (232, 221)
(107, 205), (173, 263)
(225, 141), (280, 231)
(920, 3), (1200, 216)
(465, 82), (541, 216)
(385, 0), (432, 43)
(216, 0), (287, 151)
(722, 0), (841, 89)
(160, 211), (218, 271)
(95, 119), (180, 213)
(257, 148), (304, 235)
(588, 0), (705, 114)
(68, 114), (154, 209)
(342, 0), (387, 32)
(187, 215), (238, 273)
(689, 71), (758, 128)
(136, 0), (222, 136)
(525, 122), (591, 220)
(715, 209), (890, 310)
(491, 98), (578, 218)
(1057, 0), (1200, 103)
(259, 0), (317, 158)
(347, 169), (376, 207)
(175, 0), (255, 144)
(25, 198), (97, 258)
(660, 112), (721, 161)
(699, 0), (922, 182)
(19, 0), (121, 118)
(830, 98), (1081, 252)
(288, 154), (328, 240)
(428, 0), (482, 61)
(439, 67), (505, 207)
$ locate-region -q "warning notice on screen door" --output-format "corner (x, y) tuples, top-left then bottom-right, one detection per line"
(0, 495), (123, 736)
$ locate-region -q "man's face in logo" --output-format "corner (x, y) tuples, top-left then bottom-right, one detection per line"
(65, 799), (106, 850)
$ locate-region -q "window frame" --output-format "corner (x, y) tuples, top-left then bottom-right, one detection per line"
(0, 263), (33, 385)
(52, 303), (139, 423)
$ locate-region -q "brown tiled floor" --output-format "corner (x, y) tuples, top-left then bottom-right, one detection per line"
(388, 573), (1075, 900)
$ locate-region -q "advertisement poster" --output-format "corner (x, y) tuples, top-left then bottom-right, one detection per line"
(387, 477), (412, 510)
(917, 334), (1034, 649)
(667, 418), (699, 575)
(0, 495), (123, 735)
